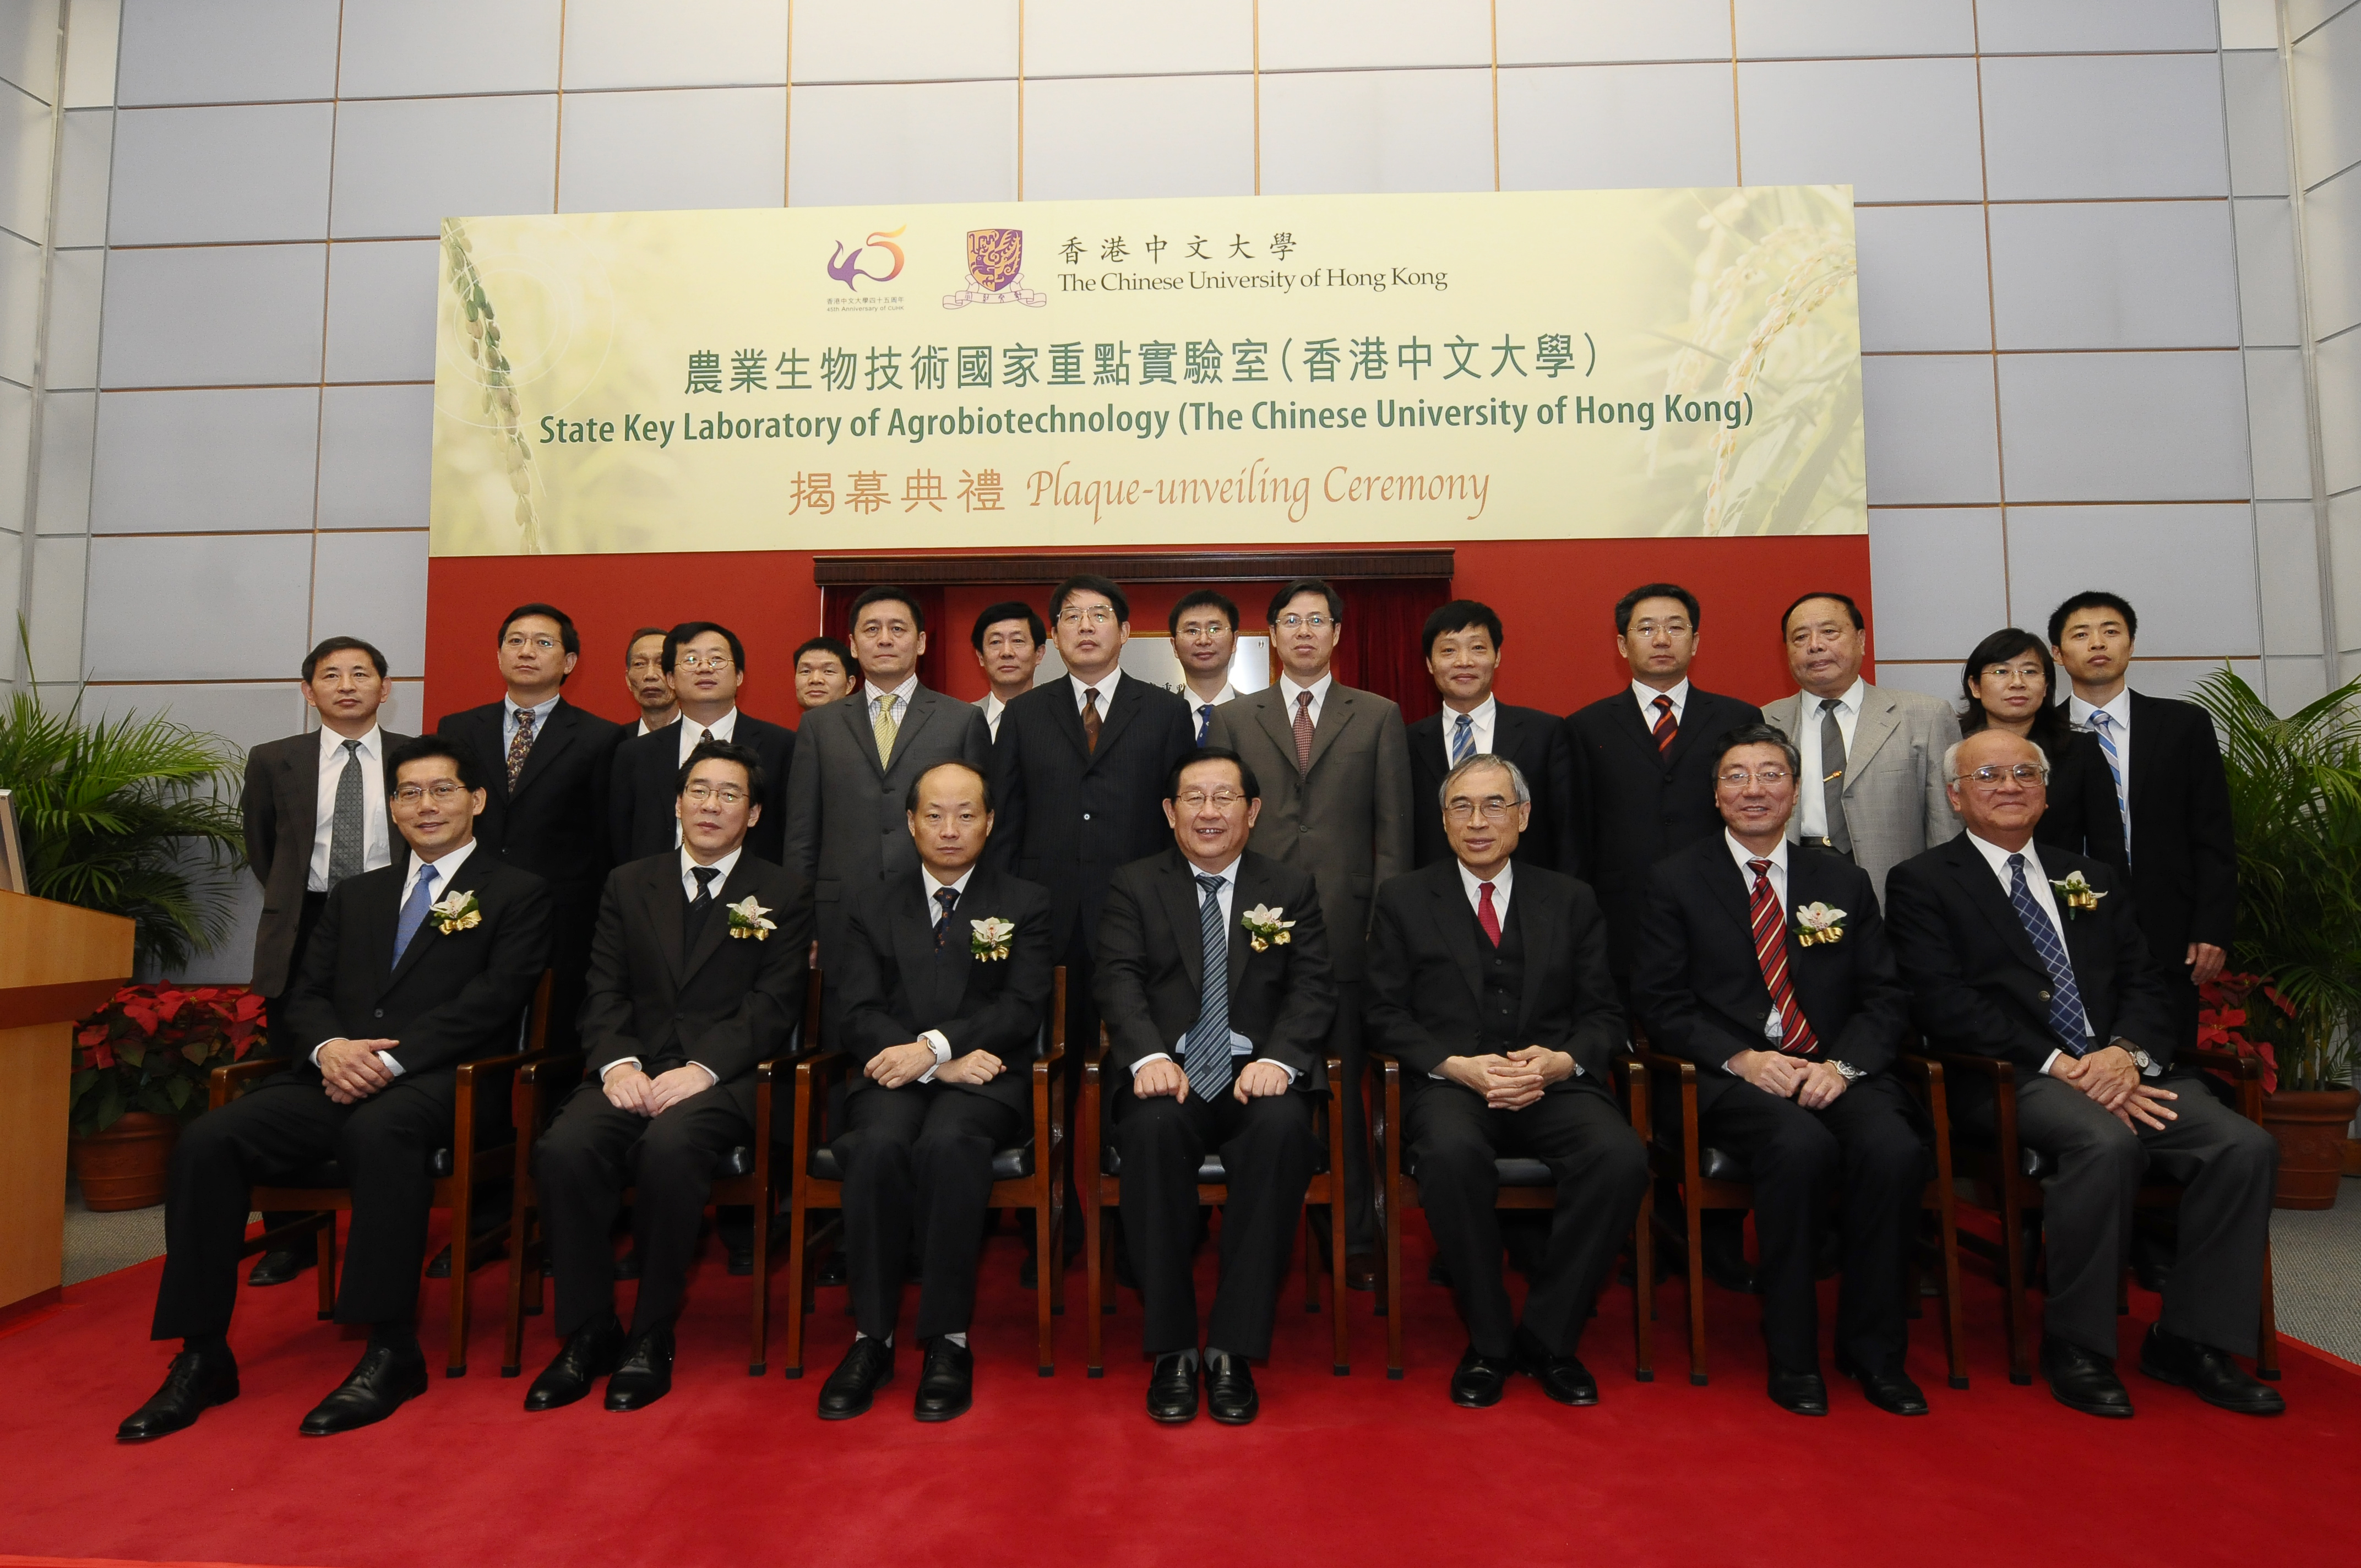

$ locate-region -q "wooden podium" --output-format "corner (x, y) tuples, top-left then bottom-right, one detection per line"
(0, 890), (135, 1322)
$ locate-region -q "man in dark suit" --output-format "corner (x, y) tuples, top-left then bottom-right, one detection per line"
(238, 635), (411, 1288)
(1367, 754), (1645, 1409)
(526, 741), (814, 1413)
(1407, 600), (1574, 875)
(794, 635), (857, 714)
(610, 621), (794, 867)
(118, 738), (552, 1442)
(436, 602), (625, 1055)
(1885, 728), (2282, 1419)
(1632, 725), (1926, 1417)
(1204, 579), (1411, 1284)
(1095, 749), (1337, 1425)
(815, 762), (1055, 1423)
(1171, 589), (1244, 742)
(970, 601), (1045, 742)
(782, 587), (992, 1043)
(623, 626), (678, 737)
(2049, 591), (2237, 1057)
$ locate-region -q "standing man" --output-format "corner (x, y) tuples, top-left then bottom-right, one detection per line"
(816, 761), (1055, 1422)
(2049, 591), (2235, 1055)
(1407, 600), (1574, 874)
(784, 587), (992, 1041)
(238, 635), (411, 1289)
(970, 601), (1046, 741)
(1631, 726), (1926, 1417)
(623, 627), (678, 737)
(795, 636), (857, 714)
(1094, 748), (1336, 1425)
(118, 738), (551, 1441)
(1762, 592), (1961, 903)
(526, 741), (814, 1413)
(610, 621), (794, 867)
(1205, 578), (1412, 1287)
(1171, 589), (1244, 745)
(1366, 754), (1645, 1410)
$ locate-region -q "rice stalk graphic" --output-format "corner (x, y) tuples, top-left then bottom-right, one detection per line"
(444, 220), (540, 554)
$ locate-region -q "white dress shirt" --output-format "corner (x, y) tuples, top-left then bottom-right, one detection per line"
(306, 725), (391, 892)
(1793, 677), (1867, 840)
(1726, 832), (1792, 1052)
(504, 692), (559, 755)
(674, 705), (740, 763)
(1131, 854), (1292, 1082)
(599, 846), (743, 1087)
(913, 865), (977, 1081)
(1070, 666), (1123, 716)
(980, 691), (1006, 742)
(1631, 677), (1691, 730)
(1439, 695), (1498, 767)
(866, 673), (921, 727)
(1183, 682), (1237, 742)
(309, 838), (480, 1077)
(1959, 831), (2130, 1077)
(635, 715), (670, 738)
(1279, 671), (1334, 729)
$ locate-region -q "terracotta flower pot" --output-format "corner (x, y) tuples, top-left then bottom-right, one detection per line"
(69, 1111), (180, 1212)
(2260, 1086), (2360, 1210)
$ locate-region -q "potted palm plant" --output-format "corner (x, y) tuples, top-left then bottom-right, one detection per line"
(2189, 669), (2361, 1208)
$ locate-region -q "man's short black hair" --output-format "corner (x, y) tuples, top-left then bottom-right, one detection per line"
(793, 635), (853, 676)
(1780, 590), (1865, 635)
(971, 601), (1046, 653)
(1169, 589), (1240, 636)
(848, 585), (924, 633)
(1168, 745), (1261, 803)
(904, 759), (993, 815)
(1420, 599), (1503, 657)
(498, 602), (580, 654)
(387, 734), (481, 793)
(1713, 722), (1802, 776)
(1613, 582), (1701, 636)
(302, 635), (388, 682)
(677, 738), (765, 799)
(624, 626), (668, 662)
(2047, 590), (2139, 648)
(1267, 577), (1343, 624)
(1049, 574), (1130, 627)
(663, 620), (747, 675)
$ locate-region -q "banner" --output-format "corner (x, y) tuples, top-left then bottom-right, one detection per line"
(429, 187), (1862, 557)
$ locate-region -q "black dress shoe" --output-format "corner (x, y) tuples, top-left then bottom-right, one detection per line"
(299, 1342), (428, 1436)
(1146, 1352), (1198, 1424)
(604, 1322), (676, 1412)
(1515, 1331), (1600, 1407)
(726, 1244), (755, 1277)
(1204, 1349), (1258, 1425)
(1850, 1366), (1929, 1416)
(1767, 1369), (1829, 1415)
(1449, 1346), (1514, 1408)
(246, 1247), (314, 1287)
(1702, 1233), (1758, 1295)
(524, 1317), (625, 1411)
(2041, 1333), (2133, 1418)
(117, 1348), (239, 1441)
(913, 1337), (974, 1422)
(2138, 1324), (2284, 1415)
(817, 1336), (895, 1420)
(1427, 1256), (1452, 1286)
(1346, 1253), (1379, 1292)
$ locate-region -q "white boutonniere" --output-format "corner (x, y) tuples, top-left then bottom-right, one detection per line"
(2050, 872), (2105, 918)
(1241, 903), (1295, 953)
(1791, 902), (1847, 947)
(428, 890), (481, 936)
(725, 896), (776, 940)
(969, 916), (1015, 961)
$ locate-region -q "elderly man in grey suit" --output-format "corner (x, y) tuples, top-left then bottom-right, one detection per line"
(783, 586), (993, 1040)
(1760, 592), (1961, 902)
(1204, 578), (1412, 1284)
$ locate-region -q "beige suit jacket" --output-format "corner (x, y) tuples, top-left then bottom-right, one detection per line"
(1762, 681), (1962, 903)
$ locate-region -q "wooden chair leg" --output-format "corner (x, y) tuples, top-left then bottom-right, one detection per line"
(1302, 1210), (1319, 1313)
(445, 1182), (475, 1377)
(1033, 1185), (1055, 1377)
(1999, 1189), (2033, 1386)
(781, 1191), (809, 1379)
(316, 1213), (339, 1321)
(1682, 1191), (1707, 1386)
(1383, 1190), (1405, 1381)
(1328, 1190), (1350, 1378)
(501, 1203), (530, 1378)
(1631, 1182), (1655, 1383)
(2257, 1239), (2281, 1380)
(1048, 1185), (1066, 1319)
(1085, 1182), (1106, 1377)
(1935, 1192), (1968, 1391)
(748, 1188), (771, 1376)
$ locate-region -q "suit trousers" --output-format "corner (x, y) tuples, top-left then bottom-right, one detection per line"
(1698, 1071), (1925, 1376)
(255, 890), (333, 1252)
(1330, 981), (1376, 1253)
(834, 1084), (1023, 1340)
(151, 1072), (455, 1340)
(1114, 1086), (1318, 1359)
(1989, 1071), (2275, 1359)
(536, 1079), (752, 1336)
(1407, 1084), (1649, 1360)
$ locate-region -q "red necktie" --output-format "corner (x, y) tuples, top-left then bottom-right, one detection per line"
(1651, 694), (1677, 753)
(1476, 881), (1502, 947)
(1292, 690), (1315, 774)
(1747, 858), (1818, 1056)
(1081, 687), (1102, 753)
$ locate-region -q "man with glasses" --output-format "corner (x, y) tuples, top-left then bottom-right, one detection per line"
(1366, 755), (1644, 1410)
(1885, 729), (2281, 1419)
(1631, 725), (1924, 1417)
(1169, 589), (1244, 743)
(623, 627), (678, 737)
(610, 622), (795, 868)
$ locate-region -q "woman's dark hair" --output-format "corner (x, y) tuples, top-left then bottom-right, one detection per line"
(1957, 628), (2073, 760)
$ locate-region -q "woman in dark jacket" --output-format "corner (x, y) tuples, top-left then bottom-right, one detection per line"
(1956, 628), (2128, 873)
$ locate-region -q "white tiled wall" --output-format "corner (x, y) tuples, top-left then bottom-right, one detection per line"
(2, 0), (2345, 978)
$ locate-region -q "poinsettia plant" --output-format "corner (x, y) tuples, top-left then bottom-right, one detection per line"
(2196, 971), (2300, 1097)
(70, 984), (266, 1136)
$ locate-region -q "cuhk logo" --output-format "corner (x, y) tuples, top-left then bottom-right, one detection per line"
(827, 226), (905, 291)
(944, 227), (1045, 308)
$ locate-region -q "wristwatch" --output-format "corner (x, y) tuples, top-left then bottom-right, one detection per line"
(1831, 1060), (1864, 1081)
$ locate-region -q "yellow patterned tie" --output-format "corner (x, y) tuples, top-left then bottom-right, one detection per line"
(873, 692), (900, 768)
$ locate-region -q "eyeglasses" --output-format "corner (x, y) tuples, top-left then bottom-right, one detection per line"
(674, 654), (734, 672)
(393, 781), (469, 804)
(1629, 619), (1691, 638)
(1717, 767), (1793, 787)
(1444, 797), (1517, 823)
(502, 634), (559, 652)
(1956, 763), (2050, 788)
(682, 783), (747, 805)
(1058, 606), (1117, 628)
(1175, 790), (1248, 811)
(1275, 613), (1332, 631)
(1978, 662), (2044, 684)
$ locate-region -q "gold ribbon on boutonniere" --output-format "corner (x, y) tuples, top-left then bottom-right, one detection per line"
(2050, 871), (2106, 919)
(427, 890), (481, 936)
(969, 916), (1014, 961)
(1791, 902), (1847, 947)
(1240, 904), (1295, 953)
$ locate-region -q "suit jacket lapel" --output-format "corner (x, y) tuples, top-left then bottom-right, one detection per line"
(1943, 840), (2048, 974)
(383, 851), (485, 995)
(893, 879), (947, 1020)
(1253, 692), (1301, 775)
(846, 691), (888, 781)
(2124, 692), (2155, 820)
(681, 857), (754, 982)
(1842, 689), (1904, 782)
(510, 701), (578, 802)
(1223, 858), (1259, 995)
(1613, 690), (1670, 768)
(1305, 688), (1355, 776)
(649, 862), (689, 987)
(1090, 678), (1146, 765)
(1158, 853), (1208, 997)
(1429, 874), (1485, 1013)
(889, 688), (943, 772)
(1513, 878), (1559, 1036)
(1048, 684), (1093, 765)
(1707, 844), (1759, 949)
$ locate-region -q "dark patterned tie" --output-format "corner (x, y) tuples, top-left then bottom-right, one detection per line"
(1081, 687), (1102, 753)
(326, 738), (365, 888)
(1651, 695), (1677, 753)
(2008, 854), (2091, 1055)
(1748, 859), (1818, 1056)
(1196, 703), (1214, 747)
(934, 885), (959, 951)
(1183, 873), (1233, 1102)
(1292, 690), (1315, 775)
(505, 706), (537, 792)
(1818, 699), (1852, 854)
(682, 865), (720, 958)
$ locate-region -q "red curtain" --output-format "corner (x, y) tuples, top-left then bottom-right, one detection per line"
(1330, 577), (1451, 725)
(819, 584), (949, 693)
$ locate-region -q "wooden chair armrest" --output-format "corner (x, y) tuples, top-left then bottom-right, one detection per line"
(1641, 1050), (1699, 1082)
(1615, 1054), (1650, 1131)
(1912, 1050), (2016, 1088)
(1034, 1037), (1067, 1076)
(2182, 1046), (2256, 1079)
(209, 1054), (287, 1108)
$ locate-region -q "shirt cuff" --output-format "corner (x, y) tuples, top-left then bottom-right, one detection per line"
(311, 1039), (338, 1066)
(600, 1057), (643, 1081)
(917, 1029), (951, 1084)
(378, 1051), (404, 1078)
(1131, 1051), (1172, 1075)
(689, 1062), (718, 1088)
(2039, 1049), (2063, 1077)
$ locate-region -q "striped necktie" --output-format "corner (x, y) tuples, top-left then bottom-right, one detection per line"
(1650, 695), (1677, 753)
(2007, 854), (2091, 1055)
(2088, 710), (2129, 861)
(873, 692), (900, 767)
(1747, 859), (1818, 1055)
(1183, 873), (1234, 1102)
(1450, 712), (1475, 766)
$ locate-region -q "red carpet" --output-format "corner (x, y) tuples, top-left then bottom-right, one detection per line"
(3, 1211), (2352, 1568)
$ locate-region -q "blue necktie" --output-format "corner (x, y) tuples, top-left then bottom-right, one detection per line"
(934, 884), (960, 952)
(2088, 710), (2129, 862)
(1196, 703), (1214, 747)
(1450, 712), (1474, 766)
(1183, 873), (1233, 1102)
(2006, 853), (2090, 1055)
(392, 864), (440, 965)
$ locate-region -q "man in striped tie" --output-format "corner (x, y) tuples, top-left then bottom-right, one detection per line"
(1404, 600), (1576, 876)
(1632, 725), (1924, 1418)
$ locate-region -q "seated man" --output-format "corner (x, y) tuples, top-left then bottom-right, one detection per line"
(1366, 754), (1646, 1409)
(119, 738), (551, 1441)
(1094, 748), (1336, 1426)
(1631, 725), (1924, 1417)
(817, 761), (1054, 1422)
(526, 740), (813, 1413)
(1885, 728), (2282, 1419)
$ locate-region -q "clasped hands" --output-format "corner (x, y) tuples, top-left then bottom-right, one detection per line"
(1132, 1056), (1292, 1103)
(1729, 1050), (1851, 1109)
(2049, 1043), (2178, 1131)
(602, 1062), (716, 1115)
(317, 1038), (396, 1105)
(867, 1039), (1005, 1090)
(1441, 1046), (1575, 1110)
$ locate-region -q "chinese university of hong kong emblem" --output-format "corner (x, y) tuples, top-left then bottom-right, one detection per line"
(944, 227), (1046, 308)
